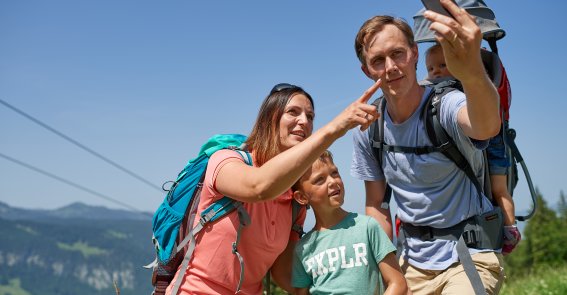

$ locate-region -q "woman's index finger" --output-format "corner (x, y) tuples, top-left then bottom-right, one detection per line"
(358, 79), (382, 104)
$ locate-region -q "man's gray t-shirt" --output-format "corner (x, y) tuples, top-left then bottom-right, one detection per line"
(350, 87), (494, 270)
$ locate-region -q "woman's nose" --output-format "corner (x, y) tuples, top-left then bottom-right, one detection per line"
(297, 113), (308, 125)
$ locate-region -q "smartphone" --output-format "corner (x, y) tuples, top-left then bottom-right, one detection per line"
(421, 0), (456, 19)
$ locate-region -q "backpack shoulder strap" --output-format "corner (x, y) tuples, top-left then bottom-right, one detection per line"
(409, 84), (493, 295)
(199, 149), (252, 224)
(422, 80), (485, 205)
(368, 96), (393, 208)
(369, 96), (386, 167)
(291, 200), (305, 238)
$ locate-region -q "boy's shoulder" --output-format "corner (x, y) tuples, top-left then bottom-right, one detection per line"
(348, 213), (390, 239)
(349, 212), (379, 227)
(350, 212), (370, 221)
(299, 212), (373, 241)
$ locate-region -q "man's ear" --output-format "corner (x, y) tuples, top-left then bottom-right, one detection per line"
(293, 191), (309, 206)
(411, 43), (419, 69)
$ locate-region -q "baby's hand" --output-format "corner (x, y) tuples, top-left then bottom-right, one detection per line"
(502, 225), (521, 255)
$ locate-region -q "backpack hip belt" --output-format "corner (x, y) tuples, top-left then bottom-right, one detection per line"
(400, 207), (503, 295)
(401, 206), (504, 250)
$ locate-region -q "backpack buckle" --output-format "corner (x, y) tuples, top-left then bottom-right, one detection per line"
(462, 229), (478, 247)
(419, 227), (435, 241)
(199, 215), (210, 226)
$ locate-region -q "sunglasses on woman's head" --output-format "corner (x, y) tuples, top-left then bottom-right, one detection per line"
(270, 83), (298, 95)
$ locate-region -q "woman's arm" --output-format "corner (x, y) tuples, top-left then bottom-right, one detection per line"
(270, 239), (298, 293)
(215, 80), (382, 203)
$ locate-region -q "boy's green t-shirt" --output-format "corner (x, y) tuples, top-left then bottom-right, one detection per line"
(292, 212), (396, 294)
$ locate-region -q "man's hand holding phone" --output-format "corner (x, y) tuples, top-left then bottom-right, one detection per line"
(421, 0), (456, 19)
(422, 0), (485, 83)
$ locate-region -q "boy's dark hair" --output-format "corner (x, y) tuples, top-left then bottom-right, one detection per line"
(292, 150), (334, 192)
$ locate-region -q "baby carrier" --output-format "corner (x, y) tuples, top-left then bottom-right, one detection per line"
(413, 0), (537, 221)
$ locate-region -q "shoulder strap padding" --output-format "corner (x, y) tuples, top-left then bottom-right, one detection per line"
(422, 80), (485, 204)
(369, 96), (386, 168)
(368, 96), (393, 206)
(368, 82), (486, 206)
(291, 200), (305, 237)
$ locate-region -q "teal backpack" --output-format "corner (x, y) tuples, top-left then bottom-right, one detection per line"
(145, 134), (304, 295)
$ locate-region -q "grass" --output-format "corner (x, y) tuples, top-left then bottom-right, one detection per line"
(0, 278), (31, 295)
(500, 265), (567, 295)
(57, 241), (108, 258)
(15, 224), (38, 235)
(105, 229), (128, 239)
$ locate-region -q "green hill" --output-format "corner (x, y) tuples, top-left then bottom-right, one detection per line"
(0, 202), (154, 295)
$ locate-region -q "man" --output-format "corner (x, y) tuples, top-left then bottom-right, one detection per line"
(350, 0), (504, 294)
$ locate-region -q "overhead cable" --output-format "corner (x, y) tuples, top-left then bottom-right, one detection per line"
(0, 98), (162, 192)
(0, 151), (150, 216)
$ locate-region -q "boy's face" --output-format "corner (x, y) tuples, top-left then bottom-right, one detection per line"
(426, 46), (452, 79)
(295, 159), (345, 210)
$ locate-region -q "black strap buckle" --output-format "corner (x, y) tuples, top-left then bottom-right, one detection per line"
(419, 227), (435, 241)
(462, 229), (478, 247)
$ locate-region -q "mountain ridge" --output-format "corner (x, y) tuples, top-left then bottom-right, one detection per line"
(0, 200), (152, 221)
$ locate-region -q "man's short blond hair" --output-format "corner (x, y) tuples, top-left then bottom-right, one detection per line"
(355, 15), (416, 65)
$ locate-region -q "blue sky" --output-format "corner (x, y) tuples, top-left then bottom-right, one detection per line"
(1, 1), (566, 228)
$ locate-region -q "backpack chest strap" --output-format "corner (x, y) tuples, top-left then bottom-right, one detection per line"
(381, 142), (449, 155)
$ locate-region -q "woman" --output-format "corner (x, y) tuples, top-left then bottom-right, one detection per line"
(166, 80), (381, 295)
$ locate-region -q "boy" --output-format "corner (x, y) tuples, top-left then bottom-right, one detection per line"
(291, 151), (407, 295)
(425, 43), (521, 255)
